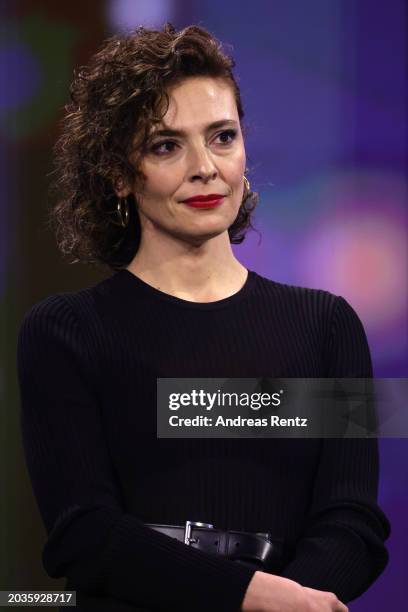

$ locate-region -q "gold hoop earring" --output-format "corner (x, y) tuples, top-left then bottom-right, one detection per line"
(243, 175), (251, 200)
(111, 197), (130, 228)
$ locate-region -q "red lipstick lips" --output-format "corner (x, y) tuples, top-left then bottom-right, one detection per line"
(181, 194), (225, 208)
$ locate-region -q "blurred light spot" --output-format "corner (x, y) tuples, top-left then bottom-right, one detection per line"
(301, 215), (407, 328)
(293, 170), (408, 365)
(0, 15), (77, 140)
(0, 44), (42, 109)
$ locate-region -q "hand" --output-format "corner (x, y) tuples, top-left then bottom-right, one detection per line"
(241, 571), (349, 612)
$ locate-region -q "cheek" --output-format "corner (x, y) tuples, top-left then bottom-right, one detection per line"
(227, 149), (246, 181)
(142, 166), (179, 201)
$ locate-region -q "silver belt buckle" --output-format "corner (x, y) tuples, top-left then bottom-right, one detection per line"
(184, 520), (214, 545)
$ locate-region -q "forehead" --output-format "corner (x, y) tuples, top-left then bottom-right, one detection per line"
(158, 76), (238, 130)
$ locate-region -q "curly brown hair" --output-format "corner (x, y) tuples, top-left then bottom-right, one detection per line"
(47, 22), (259, 271)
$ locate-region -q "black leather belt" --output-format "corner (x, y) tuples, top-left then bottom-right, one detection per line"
(145, 520), (284, 570)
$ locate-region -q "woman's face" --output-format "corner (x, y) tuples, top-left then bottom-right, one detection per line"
(122, 76), (246, 245)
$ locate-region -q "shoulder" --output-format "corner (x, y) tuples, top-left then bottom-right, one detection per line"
(17, 273), (114, 332)
(252, 273), (370, 364)
(18, 293), (74, 341)
(16, 286), (106, 386)
(253, 271), (339, 324)
(17, 281), (109, 358)
(253, 272), (365, 317)
(17, 274), (121, 369)
(256, 273), (372, 376)
(18, 289), (90, 333)
(16, 289), (107, 406)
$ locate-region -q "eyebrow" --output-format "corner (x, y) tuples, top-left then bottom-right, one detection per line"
(149, 119), (238, 139)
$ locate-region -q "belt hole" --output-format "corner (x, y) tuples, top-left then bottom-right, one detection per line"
(214, 540), (218, 545)
(235, 542), (240, 547)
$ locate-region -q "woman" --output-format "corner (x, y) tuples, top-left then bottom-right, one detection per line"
(17, 23), (390, 611)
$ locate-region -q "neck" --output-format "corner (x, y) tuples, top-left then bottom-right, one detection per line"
(125, 229), (247, 302)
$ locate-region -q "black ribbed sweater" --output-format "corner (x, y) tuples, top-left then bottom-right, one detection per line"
(16, 268), (390, 611)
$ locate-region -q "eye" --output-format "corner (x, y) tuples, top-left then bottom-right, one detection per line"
(150, 140), (178, 156)
(214, 129), (237, 145)
(149, 129), (238, 156)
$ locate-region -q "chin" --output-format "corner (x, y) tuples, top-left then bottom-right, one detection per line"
(191, 219), (231, 236)
(177, 223), (229, 244)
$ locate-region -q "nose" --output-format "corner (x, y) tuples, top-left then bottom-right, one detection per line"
(187, 141), (218, 182)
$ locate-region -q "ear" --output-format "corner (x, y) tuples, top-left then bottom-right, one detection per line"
(112, 174), (131, 198)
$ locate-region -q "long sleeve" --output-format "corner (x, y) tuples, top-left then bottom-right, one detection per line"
(16, 294), (256, 612)
(280, 296), (391, 602)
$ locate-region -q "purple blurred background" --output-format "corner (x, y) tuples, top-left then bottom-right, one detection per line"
(1, 0), (407, 609)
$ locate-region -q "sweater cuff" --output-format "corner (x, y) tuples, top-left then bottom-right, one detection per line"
(101, 513), (257, 612)
(280, 521), (387, 603)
